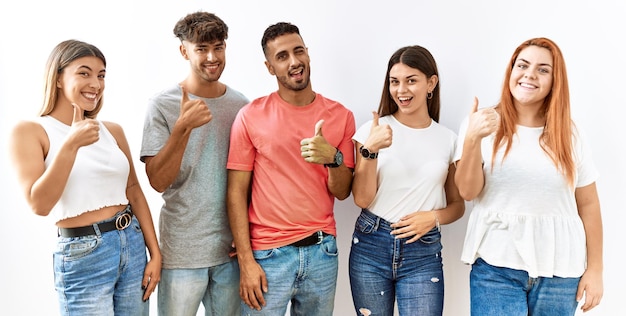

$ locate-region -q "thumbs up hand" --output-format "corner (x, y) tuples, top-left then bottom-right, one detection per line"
(178, 85), (212, 130)
(363, 111), (392, 153)
(466, 97), (499, 140)
(67, 103), (100, 148)
(300, 119), (336, 164)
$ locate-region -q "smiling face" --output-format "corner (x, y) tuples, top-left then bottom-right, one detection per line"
(56, 56), (105, 112)
(182, 40), (226, 83)
(264, 33), (311, 92)
(509, 45), (554, 109)
(389, 62), (437, 118)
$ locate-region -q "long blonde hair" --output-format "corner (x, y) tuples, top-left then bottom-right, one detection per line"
(493, 37), (575, 186)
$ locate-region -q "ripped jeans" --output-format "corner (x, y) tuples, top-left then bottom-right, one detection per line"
(349, 209), (444, 316)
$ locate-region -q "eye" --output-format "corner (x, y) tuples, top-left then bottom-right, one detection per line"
(538, 67), (550, 74)
(408, 78), (417, 84)
(389, 79), (399, 85)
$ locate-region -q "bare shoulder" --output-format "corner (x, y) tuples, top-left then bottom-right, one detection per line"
(10, 119), (47, 142)
(102, 121), (131, 153)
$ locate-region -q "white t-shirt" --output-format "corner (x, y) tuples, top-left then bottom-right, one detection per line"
(454, 116), (598, 278)
(353, 115), (457, 223)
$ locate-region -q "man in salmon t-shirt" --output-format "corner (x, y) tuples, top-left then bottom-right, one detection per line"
(226, 22), (355, 316)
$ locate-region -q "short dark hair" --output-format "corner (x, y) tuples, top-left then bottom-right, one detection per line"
(173, 11), (228, 43)
(261, 22), (301, 55)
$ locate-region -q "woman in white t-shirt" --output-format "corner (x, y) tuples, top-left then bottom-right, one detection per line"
(349, 45), (465, 316)
(454, 37), (603, 315)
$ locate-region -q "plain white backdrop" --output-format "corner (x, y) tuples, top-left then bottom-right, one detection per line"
(1, 1), (624, 315)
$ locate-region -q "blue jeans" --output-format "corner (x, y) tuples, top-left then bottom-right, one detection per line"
(54, 208), (148, 316)
(241, 234), (339, 316)
(470, 258), (580, 316)
(158, 260), (240, 316)
(349, 209), (444, 316)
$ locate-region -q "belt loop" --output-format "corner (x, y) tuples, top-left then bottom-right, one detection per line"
(92, 223), (102, 236)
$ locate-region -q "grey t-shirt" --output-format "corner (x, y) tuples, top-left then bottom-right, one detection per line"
(140, 84), (248, 269)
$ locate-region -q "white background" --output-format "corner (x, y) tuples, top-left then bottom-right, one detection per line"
(1, 1), (624, 315)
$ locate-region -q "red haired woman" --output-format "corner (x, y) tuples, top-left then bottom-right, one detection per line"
(454, 38), (603, 315)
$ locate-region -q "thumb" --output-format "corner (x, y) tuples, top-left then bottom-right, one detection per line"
(371, 111), (380, 127)
(180, 85), (189, 105)
(72, 103), (84, 123)
(314, 119), (324, 137)
(471, 96), (479, 113)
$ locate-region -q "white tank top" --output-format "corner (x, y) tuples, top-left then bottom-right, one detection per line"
(38, 116), (129, 222)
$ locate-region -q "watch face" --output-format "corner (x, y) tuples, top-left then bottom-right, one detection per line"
(360, 147), (370, 158)
(336, 150), (344, 166)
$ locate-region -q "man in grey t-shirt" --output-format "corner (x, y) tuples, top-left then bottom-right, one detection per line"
(140, 11), (248, 316)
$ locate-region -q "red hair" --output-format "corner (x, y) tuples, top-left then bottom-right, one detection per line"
(493, 37), (575, 186)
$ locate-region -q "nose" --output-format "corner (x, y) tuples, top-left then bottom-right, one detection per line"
(523, 69), (536, 79)
(206, 49), (219, 62)
(397, 82), (408, 93)
(288, 53), (300, 66)
(89, 76), (102, 90)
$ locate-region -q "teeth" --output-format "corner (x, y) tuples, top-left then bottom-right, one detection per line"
(520, 83), (535, 88)
(399, 97), (411, 101)
(83, 93), (97, 99)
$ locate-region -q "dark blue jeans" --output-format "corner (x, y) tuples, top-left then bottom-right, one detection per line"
(470, 258), (580, 316)
(349, 209), (444, 316)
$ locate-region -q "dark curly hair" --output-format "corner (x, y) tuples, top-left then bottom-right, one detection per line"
(173, 11), (228, 43)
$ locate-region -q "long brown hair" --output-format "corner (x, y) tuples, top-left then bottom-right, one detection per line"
(377, 45), (440, 121)
(493, 37), (575, 186)
(39, 40), (106, 119)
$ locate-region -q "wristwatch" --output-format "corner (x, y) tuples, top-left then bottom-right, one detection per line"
(324, 147), (343, 168)
(359, 145), (378, 159)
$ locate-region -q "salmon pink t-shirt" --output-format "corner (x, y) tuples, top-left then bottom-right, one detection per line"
(227, 92), (355, 250)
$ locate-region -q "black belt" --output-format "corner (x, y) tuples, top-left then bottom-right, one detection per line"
(58, 207), (133, 238)
(289, 231), (330, 247)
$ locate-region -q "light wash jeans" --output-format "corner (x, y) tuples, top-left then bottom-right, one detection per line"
(470, 257), (580, 316)
(349, 209), (444, 316)
(241, 234), (339, 316)
(54, 207), (149, 316)
(157, 260), (240, 316)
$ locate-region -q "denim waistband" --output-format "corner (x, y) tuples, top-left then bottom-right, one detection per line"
(360, 208), (394, 232)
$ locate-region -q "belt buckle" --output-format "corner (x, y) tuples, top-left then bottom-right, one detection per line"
(115, 212), (132, 230)
(315, 231), (323, 244)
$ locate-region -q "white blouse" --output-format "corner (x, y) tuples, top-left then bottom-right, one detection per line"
(454, 117), (598, 278)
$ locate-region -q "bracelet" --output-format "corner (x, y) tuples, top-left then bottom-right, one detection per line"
(433, 211), (440, 232)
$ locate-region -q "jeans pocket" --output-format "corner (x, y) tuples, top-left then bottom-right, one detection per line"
(418, 227), (442, 244)
(354, 212), (376, 234)
(57, 236), (101, 260)
(131, 216), (142, 233)
(252, 249), (275, 261)
(321, 235), (338, 257)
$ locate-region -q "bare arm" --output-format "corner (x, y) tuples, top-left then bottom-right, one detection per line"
(227, 170), (267, 311)
(351, 140), (377, 208)
(574, 182), (603, 312)
(144, 86), (212, 192)
(105, 122), (161, 301)
(10, 108), (100, 215)
(455, 97), (499, 200)
(352, 112), (393, 207)
(454, 135), (486, 200)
